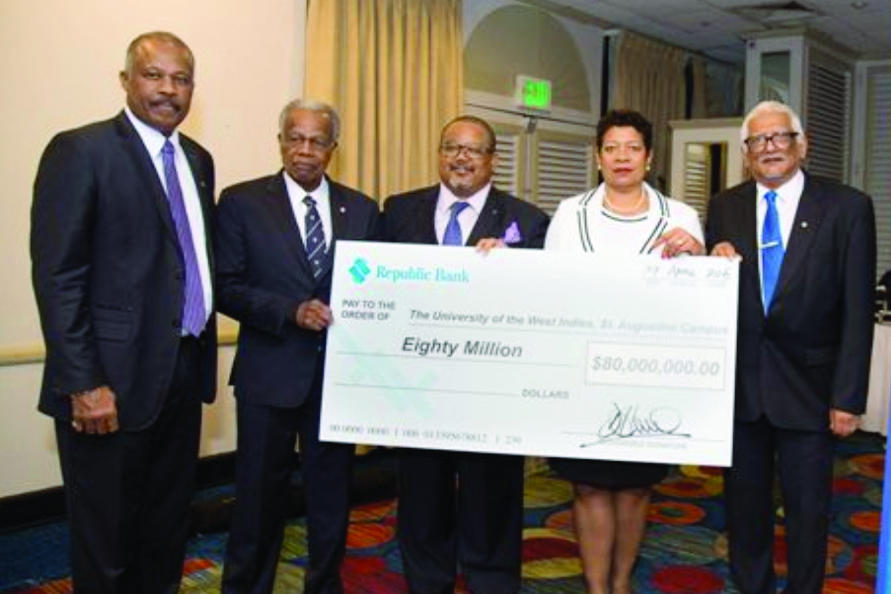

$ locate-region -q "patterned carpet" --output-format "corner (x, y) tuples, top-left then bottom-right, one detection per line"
(0, 433), (883, 593)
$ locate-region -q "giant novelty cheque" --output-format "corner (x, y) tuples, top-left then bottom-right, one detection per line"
(320, 241), (739, 466)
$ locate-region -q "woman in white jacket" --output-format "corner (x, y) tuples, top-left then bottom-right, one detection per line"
(545, 109), (704, 594)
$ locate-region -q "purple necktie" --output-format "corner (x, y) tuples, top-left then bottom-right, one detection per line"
(161, 140), (206, 336)
(442, 201), (470, 246)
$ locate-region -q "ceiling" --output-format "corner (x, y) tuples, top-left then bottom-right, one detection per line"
(553, 0), (891, 63)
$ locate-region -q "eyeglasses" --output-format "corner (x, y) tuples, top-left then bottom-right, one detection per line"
(439, 143), (492, 159)
(743, 131), (799, 152)
(282, 134), (334, 151)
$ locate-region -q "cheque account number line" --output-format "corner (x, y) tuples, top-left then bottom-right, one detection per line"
(335, 351), (573, 368)
(332, 382), (518, 398)
(407, 322), (727, 343)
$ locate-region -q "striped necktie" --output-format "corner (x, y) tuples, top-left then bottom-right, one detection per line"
(304, 195), (327, 278)
(161, 140), (205, 336)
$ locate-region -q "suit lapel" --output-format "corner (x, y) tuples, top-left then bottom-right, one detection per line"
(329, 182), (349, 240)
(266, 173), (315, 280)
(114, 113), (179, 243)
(317, 179), (349, 279)
(416, 188), (439, 245)
(465, 188), (504, 246)
(180, 138), (215, 272)
(728, 183), (757, 258)
(736, 184), (761, 304)
(773, 174), (826, 306)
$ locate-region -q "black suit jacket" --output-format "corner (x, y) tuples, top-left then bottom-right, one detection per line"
(215, 173), (380, 408)
(706, 174), (875, 431)
(383, 185), (549, 249)
(31, 112), (217, 431)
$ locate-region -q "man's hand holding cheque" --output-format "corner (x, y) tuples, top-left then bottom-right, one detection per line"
(319, 240), (739, 468)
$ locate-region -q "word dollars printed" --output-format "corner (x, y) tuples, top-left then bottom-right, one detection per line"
(321, 241), (739, 467)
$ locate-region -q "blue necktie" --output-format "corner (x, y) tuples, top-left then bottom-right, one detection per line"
(442, 201), (470, 246)
(161, 140), (206, 336)
(760, 190), (784, 312)
(303, 196), (327, 278)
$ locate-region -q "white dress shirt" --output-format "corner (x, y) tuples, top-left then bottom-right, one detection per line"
(124, 107), (213, 321)
(755, 168), (804, 287)
(434, 182), (491, 245)
(755, 168), (804, 250)
(284, 172), (333, 252)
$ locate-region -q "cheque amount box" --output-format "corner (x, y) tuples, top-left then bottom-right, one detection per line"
(586, 342), (727, 391)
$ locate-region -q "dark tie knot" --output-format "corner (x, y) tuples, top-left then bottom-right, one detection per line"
(162, 140), (175, 157)
(303, 195), (317, 208)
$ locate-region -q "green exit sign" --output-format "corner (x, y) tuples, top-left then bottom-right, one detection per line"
(516, 75), (552, 111)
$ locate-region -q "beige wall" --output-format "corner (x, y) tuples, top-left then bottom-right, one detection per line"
(0, 0), (306, 497)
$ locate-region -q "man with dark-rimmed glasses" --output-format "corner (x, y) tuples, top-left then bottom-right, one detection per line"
(383, 115), (549, 593)
(707, 100), (876, 594)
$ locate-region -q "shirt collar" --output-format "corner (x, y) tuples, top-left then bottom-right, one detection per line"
(756, 168), (805, 203)
(283, 172), (330, 206)
(437, 182), (491, 215)
(124, 106), (180, 158)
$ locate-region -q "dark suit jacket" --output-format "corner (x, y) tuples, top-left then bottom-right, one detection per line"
(31, 112), (217, 431)
(706, 173), (875, 431)
(215, 173), (380, 408)
(383, 185), (549, 249)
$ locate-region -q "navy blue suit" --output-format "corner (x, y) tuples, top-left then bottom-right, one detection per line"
(706, 173), (875, 594)
(383, 185), (549, 594)
(215, 173), (379, 594)
(31, 112), (217, 593)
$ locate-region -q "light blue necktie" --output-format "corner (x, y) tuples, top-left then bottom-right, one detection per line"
(760, 190), (784, 312)
(161, 140), (206, 336)
(442, 201), (470, 246)
(303, 196), (327, 278)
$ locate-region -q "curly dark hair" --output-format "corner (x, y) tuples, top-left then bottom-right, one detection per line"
(595, 109), (653, 152)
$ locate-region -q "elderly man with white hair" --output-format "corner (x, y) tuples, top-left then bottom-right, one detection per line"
(706, 100), (876, 594)
(215, 98), (380, 594)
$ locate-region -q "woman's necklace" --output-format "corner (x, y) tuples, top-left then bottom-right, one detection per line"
(603, 188), (647, 215)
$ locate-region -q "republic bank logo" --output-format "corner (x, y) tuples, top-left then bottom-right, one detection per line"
(348, 257), (470, 285)
(348, 257), (371, 284)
